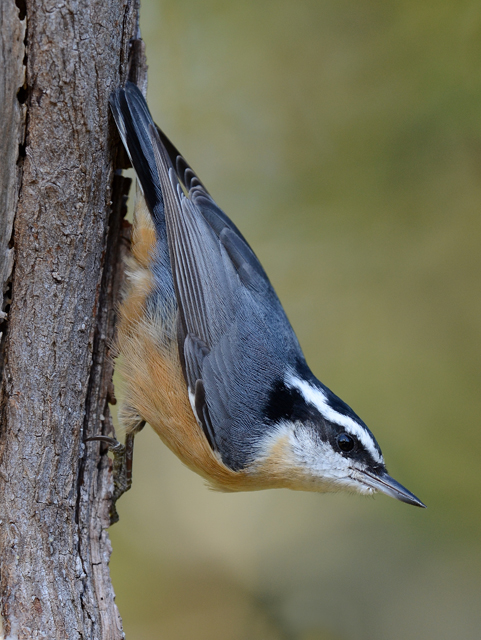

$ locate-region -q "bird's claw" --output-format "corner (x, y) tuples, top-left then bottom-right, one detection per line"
(86, 433), (135, 525)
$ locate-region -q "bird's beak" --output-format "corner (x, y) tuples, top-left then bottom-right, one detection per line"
(359, 469), (426, 508)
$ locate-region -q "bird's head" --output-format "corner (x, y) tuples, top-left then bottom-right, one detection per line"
(257, 369), (425, 507)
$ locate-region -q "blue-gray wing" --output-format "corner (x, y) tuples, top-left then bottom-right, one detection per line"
(149, 127), (307, 470)
(116, 83), (304, 470)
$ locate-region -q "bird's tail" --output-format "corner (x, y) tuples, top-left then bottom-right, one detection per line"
(109, 83), (167, 226)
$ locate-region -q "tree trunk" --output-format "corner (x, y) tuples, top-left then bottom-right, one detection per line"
(0, 0), (144, 637)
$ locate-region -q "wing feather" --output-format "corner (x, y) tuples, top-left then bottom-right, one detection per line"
(116, 83), (305, 467)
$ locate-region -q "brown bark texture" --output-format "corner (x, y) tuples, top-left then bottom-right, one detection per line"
(0, 0), (144, 637)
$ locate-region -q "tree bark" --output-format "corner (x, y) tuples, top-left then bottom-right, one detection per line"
(0, 0), (144, 637)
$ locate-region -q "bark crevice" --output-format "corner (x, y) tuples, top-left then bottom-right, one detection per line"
(0, 1), (26, 398)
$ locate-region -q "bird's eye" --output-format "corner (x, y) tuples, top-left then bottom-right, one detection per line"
(337, 433), (355, 452)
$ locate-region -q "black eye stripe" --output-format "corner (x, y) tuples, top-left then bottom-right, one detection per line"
(265, 379), (324, 425)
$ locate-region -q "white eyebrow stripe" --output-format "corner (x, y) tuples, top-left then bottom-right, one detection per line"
(285, 374), (383, 464)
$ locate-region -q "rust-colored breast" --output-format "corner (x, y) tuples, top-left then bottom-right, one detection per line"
(116, 194), (317, 493)
(116, 195), (245, 490)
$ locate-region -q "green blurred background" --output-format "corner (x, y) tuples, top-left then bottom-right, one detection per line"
(110, 1), (481, 638)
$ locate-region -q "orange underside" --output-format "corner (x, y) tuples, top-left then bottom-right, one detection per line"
(116, 195), (322, 493)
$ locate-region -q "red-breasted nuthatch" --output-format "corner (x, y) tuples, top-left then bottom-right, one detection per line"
(107, 82), (425, 508)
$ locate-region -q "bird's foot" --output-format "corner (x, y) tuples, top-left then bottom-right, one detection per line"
(86, 427), (142, 525)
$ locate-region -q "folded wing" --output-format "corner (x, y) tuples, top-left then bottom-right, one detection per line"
(114, 83), (306, 470)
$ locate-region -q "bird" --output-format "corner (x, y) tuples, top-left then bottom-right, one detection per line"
(104, 81), (425, 510)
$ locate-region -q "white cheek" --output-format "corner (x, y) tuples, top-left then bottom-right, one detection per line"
(253, 421), (375, 495)
(289, 428), (374, 494)
(290, 429), (347, 478)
